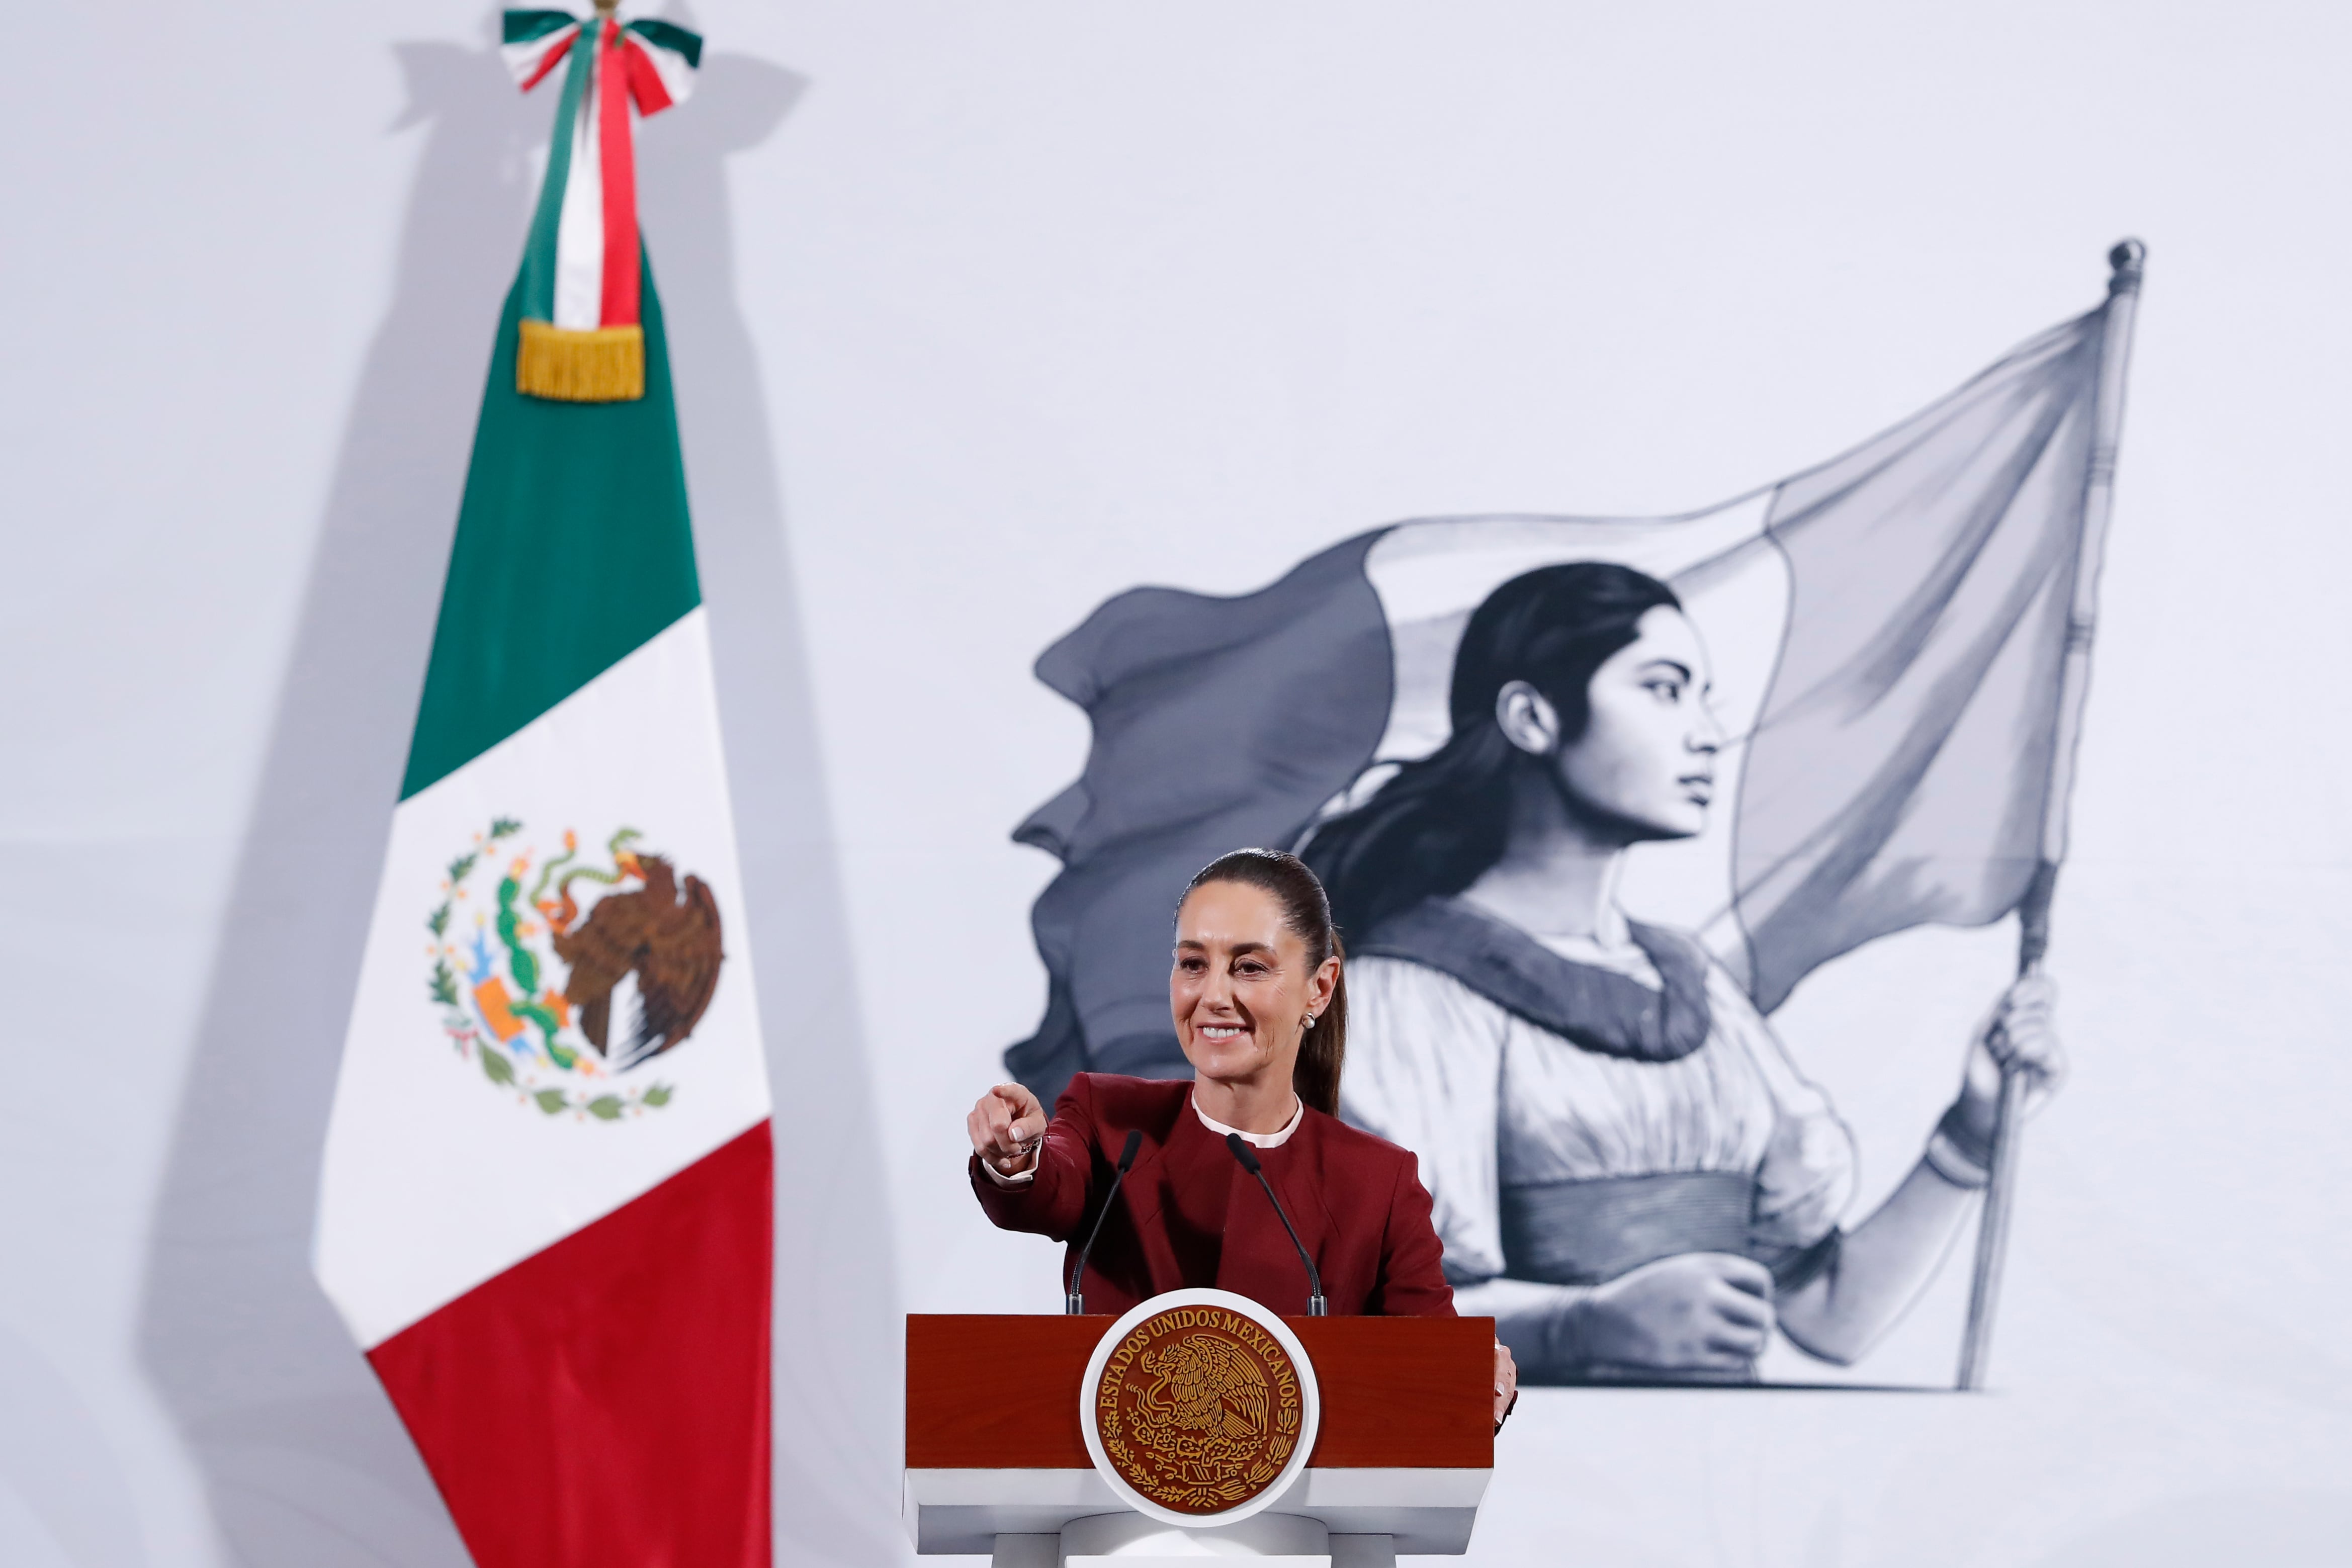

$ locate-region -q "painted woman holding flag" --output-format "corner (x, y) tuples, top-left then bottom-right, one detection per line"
(1303, 562), (2064, 1383)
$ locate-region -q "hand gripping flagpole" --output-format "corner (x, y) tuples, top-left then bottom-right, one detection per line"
(1956, 239), (2146, 1392)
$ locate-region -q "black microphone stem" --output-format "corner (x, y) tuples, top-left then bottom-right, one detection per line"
(1066, 1129), (1144, 1315)
(1225, 1132), (1327, 1317)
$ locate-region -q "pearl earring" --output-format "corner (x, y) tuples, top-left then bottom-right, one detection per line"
(1303, 1014), (1317, 1030)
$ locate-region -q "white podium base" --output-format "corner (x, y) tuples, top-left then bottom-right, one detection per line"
(907, 1466), (1483, 1557)
(989, 1511), (1398, 1565)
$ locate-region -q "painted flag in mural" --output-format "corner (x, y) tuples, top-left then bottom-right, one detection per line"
(316, 15), (773, 1568)
(1009, 268), (2132, 1100)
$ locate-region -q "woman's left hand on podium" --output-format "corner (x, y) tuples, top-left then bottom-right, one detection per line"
(1493, 1341), (1519, 1432)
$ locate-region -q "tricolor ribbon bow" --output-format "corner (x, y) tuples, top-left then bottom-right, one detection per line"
(502, 7), (703, 401)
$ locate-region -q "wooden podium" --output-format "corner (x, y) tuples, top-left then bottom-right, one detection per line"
(905, 1312), (1494, 1566)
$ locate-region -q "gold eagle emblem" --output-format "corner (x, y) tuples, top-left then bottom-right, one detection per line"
(1091, 1305), (1305, 1515)
(1137, 1333), (1270, 1444)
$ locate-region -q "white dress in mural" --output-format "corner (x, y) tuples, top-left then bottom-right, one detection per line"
(1348, 941), (1856, 1267)
(1341, 913), (1867, 1382)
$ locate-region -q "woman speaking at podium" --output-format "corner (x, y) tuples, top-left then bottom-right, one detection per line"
(967, 849), (1517, 1424)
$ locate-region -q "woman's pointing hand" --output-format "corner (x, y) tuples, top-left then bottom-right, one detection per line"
(968, 1083), (1047, 1176)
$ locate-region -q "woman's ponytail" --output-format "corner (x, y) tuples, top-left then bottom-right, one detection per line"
(1292, 937), (1347, 1117)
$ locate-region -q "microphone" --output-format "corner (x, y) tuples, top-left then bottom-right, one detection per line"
(1066, 1129), (1144, 1315)
(1225, 1132), (1327, 1317)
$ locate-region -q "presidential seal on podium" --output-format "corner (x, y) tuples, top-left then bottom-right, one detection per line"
(1081, 1288), (1323, 1528)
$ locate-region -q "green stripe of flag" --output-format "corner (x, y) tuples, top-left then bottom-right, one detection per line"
(626, 19), (704, 68)
(517, 32), (594, 326)
(400, 258), (700, 801)
(502, 10), (577, 45)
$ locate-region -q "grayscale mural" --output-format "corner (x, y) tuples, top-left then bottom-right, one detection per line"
(1007, 243), (2144, 1388)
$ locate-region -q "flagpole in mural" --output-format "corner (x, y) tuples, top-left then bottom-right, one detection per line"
(315, 11), (775, 1568)
(1958, 238), (2146, 1391)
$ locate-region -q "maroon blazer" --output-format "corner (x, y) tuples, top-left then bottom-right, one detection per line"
(971, 1073), (1455, 1319)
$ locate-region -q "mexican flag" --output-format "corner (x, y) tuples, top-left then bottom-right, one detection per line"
(314, 13), (773, 1568)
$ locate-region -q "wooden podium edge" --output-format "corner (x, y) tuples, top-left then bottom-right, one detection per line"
(906, 1314), (1494, 1471)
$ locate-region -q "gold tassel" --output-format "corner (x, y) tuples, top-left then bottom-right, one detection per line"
(516, 319), (645, 402)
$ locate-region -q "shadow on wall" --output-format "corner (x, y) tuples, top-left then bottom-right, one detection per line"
(134, 19), (904, 1567)
(0, 1326), (149, 1567)
(641, 34), (914, 1568)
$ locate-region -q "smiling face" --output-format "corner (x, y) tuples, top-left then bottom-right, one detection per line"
(1498, 604), (1724, 844)
(1169, 880), (1336, 1093)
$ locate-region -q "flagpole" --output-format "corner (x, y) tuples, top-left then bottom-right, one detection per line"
(1956, 238), (2146, 1392)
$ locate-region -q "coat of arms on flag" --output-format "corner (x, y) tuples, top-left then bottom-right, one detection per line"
(1006, 243), (2144, 1390)
(427, 819), (724, 1117)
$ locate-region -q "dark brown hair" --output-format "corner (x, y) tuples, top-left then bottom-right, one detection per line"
(1303, 561), (1681, 944)
(1177, 848), (1348, 1115)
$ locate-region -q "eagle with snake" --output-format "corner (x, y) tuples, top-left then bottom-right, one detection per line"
(1135, 1333), (1271, 1447)
(550, 852), (724, 1071)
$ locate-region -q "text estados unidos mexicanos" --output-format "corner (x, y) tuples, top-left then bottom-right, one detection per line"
(1099, 1310), (1299, 1410)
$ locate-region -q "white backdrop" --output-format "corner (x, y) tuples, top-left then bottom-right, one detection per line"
(5, 3), (2349, 1565)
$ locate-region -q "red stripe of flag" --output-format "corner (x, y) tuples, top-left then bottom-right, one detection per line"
(597, 19), (641, 328)
(622, 35), (676, 116)
(517, 27), (576, 93)
(367, 1122), (775, 1568)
